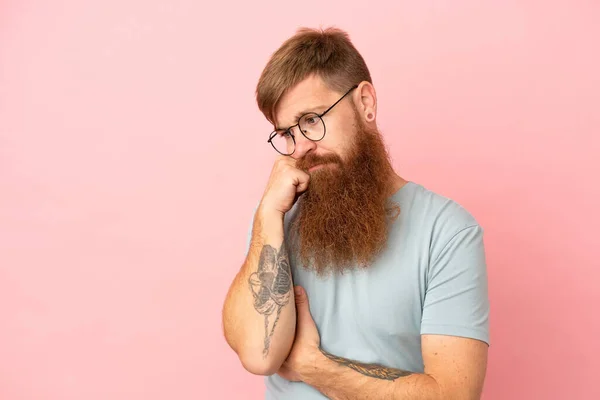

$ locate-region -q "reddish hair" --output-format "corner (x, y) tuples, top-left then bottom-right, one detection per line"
(256, 27), (372, 124)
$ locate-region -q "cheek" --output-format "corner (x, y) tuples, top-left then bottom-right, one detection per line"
(323, 125), (353, 149)
(316, 116), (359, 158)
(329, 131), (357, 158)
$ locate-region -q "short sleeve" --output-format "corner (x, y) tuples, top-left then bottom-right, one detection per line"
(421, 225), (490, 345)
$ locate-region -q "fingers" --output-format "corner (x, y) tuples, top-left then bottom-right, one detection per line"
(261, 156), (308, 215)
(276, 157), (309, 193)
(295, 172), (310, 193)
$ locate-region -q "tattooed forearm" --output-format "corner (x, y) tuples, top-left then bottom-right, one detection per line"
(320, 349), (413, 381)
(248, 243), (292, 358)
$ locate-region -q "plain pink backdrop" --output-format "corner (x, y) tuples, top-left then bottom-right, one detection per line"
(1, 1), (598, 399)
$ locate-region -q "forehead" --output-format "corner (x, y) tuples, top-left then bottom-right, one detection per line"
(274, 75), (338, 128)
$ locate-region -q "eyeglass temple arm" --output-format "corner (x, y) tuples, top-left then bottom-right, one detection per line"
(319, 85), (359, 118)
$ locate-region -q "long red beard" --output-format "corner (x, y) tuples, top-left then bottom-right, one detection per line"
(290, 115), (400, 276)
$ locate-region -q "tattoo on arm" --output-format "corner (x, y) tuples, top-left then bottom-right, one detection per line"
(248, 243), (292, 358)
(320, 349), (413, 381)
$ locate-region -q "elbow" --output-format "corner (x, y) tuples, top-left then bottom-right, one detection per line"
(238, 349), (283, 376)
(223, 328), (285, 376)
(223, 331), (282, 375)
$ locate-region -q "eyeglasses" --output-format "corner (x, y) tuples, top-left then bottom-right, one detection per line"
(267, 85), (358, 156)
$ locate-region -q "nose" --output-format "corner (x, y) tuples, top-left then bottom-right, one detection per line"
(292, 126), (317, 159)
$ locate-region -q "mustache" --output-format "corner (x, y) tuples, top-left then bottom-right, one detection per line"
(295, 153), (343, 172)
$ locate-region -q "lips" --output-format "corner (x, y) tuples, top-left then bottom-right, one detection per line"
(297, 154), (342, 172)
(308, 163), (326, 172)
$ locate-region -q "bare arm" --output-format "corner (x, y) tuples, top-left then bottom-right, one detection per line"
(222, 207), (296, 375)
(300, 335), (488, 400)
(222, 157), (310, 375)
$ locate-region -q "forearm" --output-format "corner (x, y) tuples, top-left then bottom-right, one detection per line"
(300, 349), (441, 400)
(223, 207), (296, 375)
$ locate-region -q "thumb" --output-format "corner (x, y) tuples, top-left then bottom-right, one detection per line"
(294, 286), (319, 343)
(294, 286), (311, 320)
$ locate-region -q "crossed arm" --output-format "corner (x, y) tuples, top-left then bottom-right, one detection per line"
(298, 335), (488, 400)
(278, 287), (489, 400)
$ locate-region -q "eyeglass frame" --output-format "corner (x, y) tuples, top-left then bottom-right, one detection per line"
(267, 84), (359, 156)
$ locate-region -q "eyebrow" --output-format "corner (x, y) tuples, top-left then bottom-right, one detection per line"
(275, 105), (329, 131)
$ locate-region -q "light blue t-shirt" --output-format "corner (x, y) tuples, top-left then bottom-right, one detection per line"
(250, 181), (490, 399)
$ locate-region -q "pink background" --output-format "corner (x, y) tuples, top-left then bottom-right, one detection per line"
(1, 1), (598, 399)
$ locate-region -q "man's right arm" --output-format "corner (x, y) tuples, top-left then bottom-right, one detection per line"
(222, 157), (309, 376)
(222, 206), (296, 375)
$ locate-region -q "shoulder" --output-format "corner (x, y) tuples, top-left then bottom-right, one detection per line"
(401, 182), (483, 258)
(403, 182), (479, 228)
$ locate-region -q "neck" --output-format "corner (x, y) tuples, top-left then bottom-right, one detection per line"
(386, 168), (408, 197)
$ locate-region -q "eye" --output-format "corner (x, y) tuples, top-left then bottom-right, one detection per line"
(279, 130), (292, 138)
(304, 116), (318, 125)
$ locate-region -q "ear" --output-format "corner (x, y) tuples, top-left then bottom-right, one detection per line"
(354, 81), (377, 123)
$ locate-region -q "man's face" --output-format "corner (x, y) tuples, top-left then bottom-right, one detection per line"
(274, 75), (398, 275)
(274, 75), (358, 170)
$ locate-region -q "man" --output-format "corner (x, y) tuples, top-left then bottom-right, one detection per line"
(222, 27), (489, 399)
